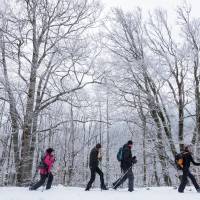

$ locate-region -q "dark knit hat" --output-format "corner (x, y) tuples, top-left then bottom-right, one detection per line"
(46, 148), (54, 154)
(184, 144), (192, 152)
(96, 143), (102, 149)
(127, 140), (133, 145)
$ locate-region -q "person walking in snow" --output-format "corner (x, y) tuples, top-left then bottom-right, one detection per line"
(85, 143), (108, 191)
(30, 148), (55, 190)
(178, 145), (200, 193)
(112, 140), (137, 192)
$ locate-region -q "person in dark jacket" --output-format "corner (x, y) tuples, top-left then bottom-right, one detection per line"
(30, 148), (55, 190)
(112, 140), (137, 192)
(85, 143), (108, 191)
(178, 145), (200, 193)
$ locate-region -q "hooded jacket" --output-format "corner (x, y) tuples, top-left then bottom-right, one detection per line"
(89, 147), (100, 168)
(121, 144), (133, 170)
(39, 153), (55, 175)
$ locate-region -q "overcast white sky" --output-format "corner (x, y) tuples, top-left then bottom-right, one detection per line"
(100, 0), (200, 18)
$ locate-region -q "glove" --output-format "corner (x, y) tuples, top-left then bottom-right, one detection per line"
(132, 156), (137, 164)
(133, 159), (137, 164)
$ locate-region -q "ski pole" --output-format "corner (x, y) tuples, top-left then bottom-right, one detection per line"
(112, 165), (132, 189)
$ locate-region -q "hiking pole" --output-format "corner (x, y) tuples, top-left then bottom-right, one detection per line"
(112, 165), (132, 189)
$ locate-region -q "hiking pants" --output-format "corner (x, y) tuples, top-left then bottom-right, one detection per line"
(178, 169), (200, 192)
(31, 172), (53, 190)
(113, 168), (134, 191)
(86, 167), (105, 189)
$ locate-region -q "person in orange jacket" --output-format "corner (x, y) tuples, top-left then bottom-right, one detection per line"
(178, 145), (200, 193)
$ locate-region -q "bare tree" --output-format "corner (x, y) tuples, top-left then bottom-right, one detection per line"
(177, 5), (200, 158)
(146, 9), (189, 152)
(105, 8), (175, 185)
(0, 0), (102, 185)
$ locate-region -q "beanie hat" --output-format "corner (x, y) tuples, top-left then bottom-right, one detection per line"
(127, 140), (133, 145)
(96, 143), (102, 149)
(184, 144), (192, 152)
(46, 148), (54, 154)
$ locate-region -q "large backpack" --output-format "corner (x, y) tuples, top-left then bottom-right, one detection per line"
(117, 147), (123, 162)
(175, 153), (184, 170)
(38, 153), (48, 169)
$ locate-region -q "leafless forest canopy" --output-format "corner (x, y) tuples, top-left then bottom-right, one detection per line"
(0, 0), (200, 187)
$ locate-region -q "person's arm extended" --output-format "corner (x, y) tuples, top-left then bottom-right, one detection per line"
(190, 155), (200, 166)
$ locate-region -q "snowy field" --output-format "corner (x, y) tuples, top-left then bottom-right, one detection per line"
(1, 185), (200, 200)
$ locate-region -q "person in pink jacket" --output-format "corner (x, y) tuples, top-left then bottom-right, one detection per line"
(30, 148), (55, 190)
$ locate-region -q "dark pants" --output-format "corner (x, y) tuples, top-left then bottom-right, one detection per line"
(86, 167), (105, 189)
(31, 173), (53, 190)
(178, 169), (200, 192)
(113, 168), (134, 191)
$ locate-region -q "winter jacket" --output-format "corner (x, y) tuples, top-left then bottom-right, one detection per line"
(182, 151), (200, 170)
(89, 147), (100, 168)
(39, 153), (55, 175)
(121, 144), (133, 170)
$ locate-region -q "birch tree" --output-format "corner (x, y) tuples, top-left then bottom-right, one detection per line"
(0, 0), (101, 185)
(105, 8), (175, 185)
(177, 5), (200, 158)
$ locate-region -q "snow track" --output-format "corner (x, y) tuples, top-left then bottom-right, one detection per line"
(1, 185), (200, 200)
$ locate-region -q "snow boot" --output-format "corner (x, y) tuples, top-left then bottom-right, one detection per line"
(85, 187), (90, 191)
(29, 186), (35, 191)
(101, 185), (108, 190)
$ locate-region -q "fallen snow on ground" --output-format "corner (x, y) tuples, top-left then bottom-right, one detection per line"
(1, 185), (200, 200)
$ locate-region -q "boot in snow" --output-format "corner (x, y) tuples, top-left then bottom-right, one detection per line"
(101, 185), (108, 190)
(85, 187), (90, 191)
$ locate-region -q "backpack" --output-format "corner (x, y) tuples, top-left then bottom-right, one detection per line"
(117, 147), (123, 162)
(175, 153), (184, 170)
(38, 153), (48, 169)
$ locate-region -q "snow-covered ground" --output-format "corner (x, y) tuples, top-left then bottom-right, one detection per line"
(1, 185), (200, 200)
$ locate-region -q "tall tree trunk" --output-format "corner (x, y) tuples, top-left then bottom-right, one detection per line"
(106, 91), (110, 185)
(147, 76), (177, 158)
(21, 67), (37, 185)
(20, 3), (39, 183)
(63, 125), (68, 185)
(142, 117), (147, 187)
(67, 103), (75, 185)
(178, 83), (185, 152)
(153, 155), (160, 186)
(0, 31), (21, 185)
(194, 57), (200, 161)
(150, 109), (172, 186)
(82, 121), (86, 183)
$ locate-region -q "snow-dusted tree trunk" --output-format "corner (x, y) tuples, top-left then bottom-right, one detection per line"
(67, 102), (75, 186)
(177, 6), (200, 156)
(0, 29), (21, 185)
(105, 88), (110, 185)
(146, 9), (188, 152)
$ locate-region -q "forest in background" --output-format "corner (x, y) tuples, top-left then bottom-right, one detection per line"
(0, 0), (200, 188)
